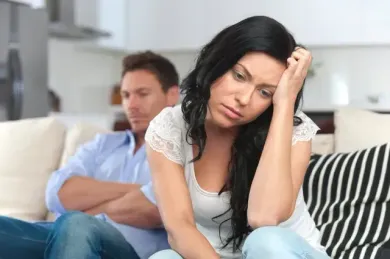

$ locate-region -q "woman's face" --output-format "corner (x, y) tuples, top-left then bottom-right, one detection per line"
(207, 52), (287, 129)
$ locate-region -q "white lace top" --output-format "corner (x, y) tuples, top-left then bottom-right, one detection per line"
(145, 105), (324, 259)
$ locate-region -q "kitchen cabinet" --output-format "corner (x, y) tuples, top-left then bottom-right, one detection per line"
(75, 0), (128, 52)
(126, 0), (207, 52)
(96, 0), (127, 51)
(125, 0), (390, 52)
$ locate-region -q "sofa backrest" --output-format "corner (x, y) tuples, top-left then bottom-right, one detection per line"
(0, 117), (110, 222)
(0, 117), (66, 221)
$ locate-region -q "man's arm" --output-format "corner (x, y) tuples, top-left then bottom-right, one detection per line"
(84, 182), (162, 228)
(58, 176), (140, 212)
(45, 134), (135, 214)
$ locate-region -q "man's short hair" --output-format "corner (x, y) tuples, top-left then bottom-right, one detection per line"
(122, 51), (179, 92)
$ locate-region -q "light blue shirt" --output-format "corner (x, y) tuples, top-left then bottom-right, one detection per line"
(45, 130), (169, 259)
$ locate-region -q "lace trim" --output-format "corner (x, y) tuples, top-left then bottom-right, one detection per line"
(292, 111), (320, 146)
(145, 108), (184, 165)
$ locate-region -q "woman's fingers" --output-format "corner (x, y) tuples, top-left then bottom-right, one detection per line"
(286, 57), (299, 76)
(291, 48), (312, 78)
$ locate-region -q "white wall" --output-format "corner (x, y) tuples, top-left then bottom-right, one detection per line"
(48, 39), (124, 113)
(303, 46), (390, 111)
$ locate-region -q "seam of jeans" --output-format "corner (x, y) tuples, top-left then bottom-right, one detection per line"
(0, 230), (46, 244)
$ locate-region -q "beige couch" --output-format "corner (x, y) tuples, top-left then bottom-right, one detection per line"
(0, 117), (109, 222)
(0, 107), (389, 223)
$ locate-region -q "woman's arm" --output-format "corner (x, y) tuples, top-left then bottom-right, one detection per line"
(248, 47), (313, 228)
(248, 103), (312, 227)
(147, 146), (219, 259)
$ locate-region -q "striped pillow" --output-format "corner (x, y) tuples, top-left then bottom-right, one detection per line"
(303, 143), (390, 259)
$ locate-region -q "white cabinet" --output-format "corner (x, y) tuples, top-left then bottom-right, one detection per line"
(125, 0), (390, 52)
(266, 0), (390, 46)
(259, 1), (364, 46)
(97, 0), (128, 51)
(126, 0), (207, 52)
(202, 0), (383, 47)
(359, 1), (390, 45)
(75, 0), (128, 52)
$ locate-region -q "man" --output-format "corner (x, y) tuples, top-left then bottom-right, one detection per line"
(0, 51), (180, 259)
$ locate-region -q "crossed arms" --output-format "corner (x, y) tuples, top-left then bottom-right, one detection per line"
(45, 135), (161, 228)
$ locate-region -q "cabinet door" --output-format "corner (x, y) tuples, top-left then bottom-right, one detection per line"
(126, 0), (207, 52)
(74, 0), (98, 29)
(280, 0), (364, 46)
(75, 0), (127, 51)
(203, 0), (364, 47)
(125, 0), (390, 52)
(360, 1), (390, 45)
(97, 0), (127, 50)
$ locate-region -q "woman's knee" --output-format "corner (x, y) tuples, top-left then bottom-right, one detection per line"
(149, 249), (183, 259)
(243, 226), (301, 257)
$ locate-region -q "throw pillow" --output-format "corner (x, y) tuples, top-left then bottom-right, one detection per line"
(303, 142), (390, 259)
(0, 117), (66, 221)
(59, 123), (110, 167)
(334, 108), (390, 153)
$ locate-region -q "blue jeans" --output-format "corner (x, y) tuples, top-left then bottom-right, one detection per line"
(0, 211), (140, 259)
(149, 226), (330, 259)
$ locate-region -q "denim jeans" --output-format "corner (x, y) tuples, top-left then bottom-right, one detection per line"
(149, 226), (330, 259)
(0, 211), (140, 259)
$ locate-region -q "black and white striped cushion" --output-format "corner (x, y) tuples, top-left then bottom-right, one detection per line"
(303, 142), (390, 259)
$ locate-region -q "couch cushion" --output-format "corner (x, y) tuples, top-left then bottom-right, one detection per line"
(312, 134), (335, 155)
(335, 108), (390, 153)
(0, 117), (66, 221)
(59, 123), (110, 167)
(303, 143), (390, 259)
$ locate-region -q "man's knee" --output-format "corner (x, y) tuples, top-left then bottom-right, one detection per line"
(52, 212), (100, 240)
(243, 226), (298, 257)
(149, 249), (183, 259)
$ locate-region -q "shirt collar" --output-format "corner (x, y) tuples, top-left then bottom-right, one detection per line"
(125, 130), (145, 157)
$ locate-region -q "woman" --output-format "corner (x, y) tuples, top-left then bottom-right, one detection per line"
(145, 16), (329, 259)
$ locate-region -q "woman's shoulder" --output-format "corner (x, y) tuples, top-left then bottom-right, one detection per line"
(150, 104), (184, 128)
(292, 110), (320, 145)
(145, 104), (186, 165)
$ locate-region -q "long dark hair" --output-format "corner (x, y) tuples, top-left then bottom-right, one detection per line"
(181, 16), (304, 251)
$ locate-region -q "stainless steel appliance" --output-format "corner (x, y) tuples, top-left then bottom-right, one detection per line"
(0, 0), (49, 121)
(47, 0), (111, 40)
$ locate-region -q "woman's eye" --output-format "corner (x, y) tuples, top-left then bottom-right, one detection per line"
(259, 89), (272, 98)
(233, 70), (245, 81)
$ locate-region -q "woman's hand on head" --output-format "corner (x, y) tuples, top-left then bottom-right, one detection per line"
(273, 47), (312, 106)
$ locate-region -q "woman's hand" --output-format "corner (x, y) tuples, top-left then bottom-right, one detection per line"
(273, 47), (312, 106)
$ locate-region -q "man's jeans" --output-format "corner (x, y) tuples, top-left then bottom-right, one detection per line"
(0, 211), (140, 259)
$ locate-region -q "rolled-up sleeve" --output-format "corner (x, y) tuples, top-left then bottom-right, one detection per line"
(45, 135), (104, 214)
(140, 181), (156, 205)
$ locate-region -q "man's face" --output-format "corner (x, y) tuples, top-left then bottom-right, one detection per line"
(121, 69), (177, 134)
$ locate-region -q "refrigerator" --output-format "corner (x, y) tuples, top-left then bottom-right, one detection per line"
(0, 0), (49, 121)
